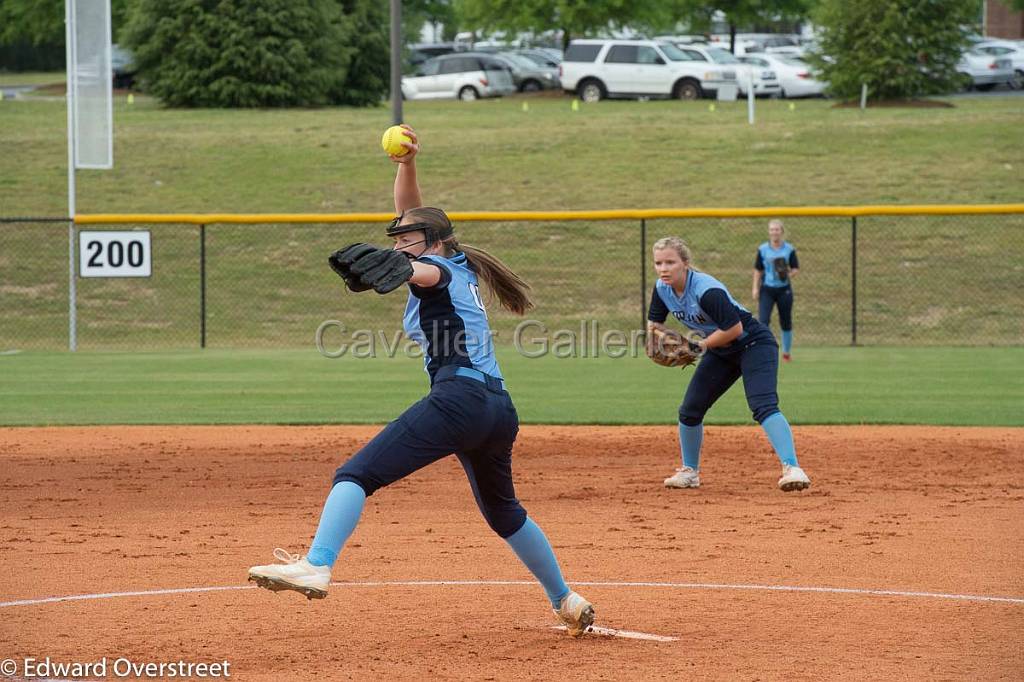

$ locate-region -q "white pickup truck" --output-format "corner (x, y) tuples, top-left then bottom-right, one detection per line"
(560, 39), (736, 101)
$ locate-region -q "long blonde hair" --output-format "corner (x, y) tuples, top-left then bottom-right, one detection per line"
(402, 207), (534, 315)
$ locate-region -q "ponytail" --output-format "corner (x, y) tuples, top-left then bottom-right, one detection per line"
(444, 238), (533, 314)
(396, 207), (533, 314)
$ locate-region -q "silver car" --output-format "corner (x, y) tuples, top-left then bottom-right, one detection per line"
(493, 53), (561, 91)
(402, 53), (516, 101)
(957, 48), (1015, 91)
(973, 42), (1024, 89)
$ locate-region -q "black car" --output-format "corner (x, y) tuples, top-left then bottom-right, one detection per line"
(408, 42), (457, 67)
(491, 52), (561, 92)
(111, 44), (136, 89)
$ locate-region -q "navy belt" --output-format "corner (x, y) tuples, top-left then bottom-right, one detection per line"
(434, 365), (506, 392)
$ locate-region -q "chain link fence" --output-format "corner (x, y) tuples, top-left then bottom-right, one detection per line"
(1, 211), (1022, 351)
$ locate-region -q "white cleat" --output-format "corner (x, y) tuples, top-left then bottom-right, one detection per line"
(248, 548), (331, 600)
(664, 466), (701, 489)
(553, 591), (595, 637)
(778, 464), (811, 492)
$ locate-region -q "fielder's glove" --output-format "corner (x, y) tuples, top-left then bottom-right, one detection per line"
(647, 327), (704, 369)
(772, 256), (790, 281)
(329, 243), (414, 294)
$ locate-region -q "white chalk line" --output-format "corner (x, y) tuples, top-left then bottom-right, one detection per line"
(2, 580), (1022, 609)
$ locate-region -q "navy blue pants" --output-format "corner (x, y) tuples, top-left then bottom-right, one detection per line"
(334, 371), (527, 539)
(679, 326), (781, 426)
(758, 285), (793, 331)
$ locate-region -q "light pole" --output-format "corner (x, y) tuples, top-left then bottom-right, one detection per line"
(390, 0), (402, 125)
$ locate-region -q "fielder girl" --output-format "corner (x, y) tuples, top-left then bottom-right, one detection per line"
(752, 219), (799, 361)
(248, 125), (595, 637)
(648, 237), (811, 492)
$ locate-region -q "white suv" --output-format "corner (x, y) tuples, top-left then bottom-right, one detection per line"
(560, 39), (735, 101)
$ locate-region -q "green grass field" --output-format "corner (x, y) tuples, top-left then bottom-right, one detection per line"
(1, 94), (1022, 426)
(1, 93), (1022, 216)
(0, 71), (66, 88)
(1, 347), (1021, 426)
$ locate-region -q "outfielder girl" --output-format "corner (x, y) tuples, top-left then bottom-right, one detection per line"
(647, 236), (811, 492)
(752, 219), (799, 362)
(248, 125), (595, 637)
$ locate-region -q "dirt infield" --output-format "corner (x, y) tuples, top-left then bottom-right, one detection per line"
(1, 425), (1021, 681)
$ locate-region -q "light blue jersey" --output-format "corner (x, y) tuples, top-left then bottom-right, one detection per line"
(756, 241), (798, 288)
(649, 270), (754, 338)
(403, 252), (502, 381)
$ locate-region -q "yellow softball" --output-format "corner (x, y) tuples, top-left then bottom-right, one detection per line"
(381, 125), (411, 157)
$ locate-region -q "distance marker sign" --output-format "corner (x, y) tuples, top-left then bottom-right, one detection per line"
(79, 231), (151, 278)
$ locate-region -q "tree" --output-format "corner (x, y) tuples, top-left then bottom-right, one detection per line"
(0, 0), (134, 72)
(0, 0), (133, 46)
(453, 0), (669, 50)
(453, 0), (815, 52)
(406, 0), (458, 42)
(655, 0), (812, 52)
(808, 0), (978, 101)
(122, 0), (387, 107)
(330, 0), (389, 107)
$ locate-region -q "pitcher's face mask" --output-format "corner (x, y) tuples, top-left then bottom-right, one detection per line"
(391, 230), (430, 259)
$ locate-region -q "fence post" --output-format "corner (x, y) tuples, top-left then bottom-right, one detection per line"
(200, 224), (206, 349)
(640, 218), (647, 333)
(68, 220), (77, 351)
(851, 216), (857, 346)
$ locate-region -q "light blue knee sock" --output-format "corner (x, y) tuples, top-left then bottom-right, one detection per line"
(307, 481), (366, 568)
(679, 422), (703, 470)
(782, 330), (793, 353)
(504, 518), (570, 608)
(761, 413), (798, 467)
